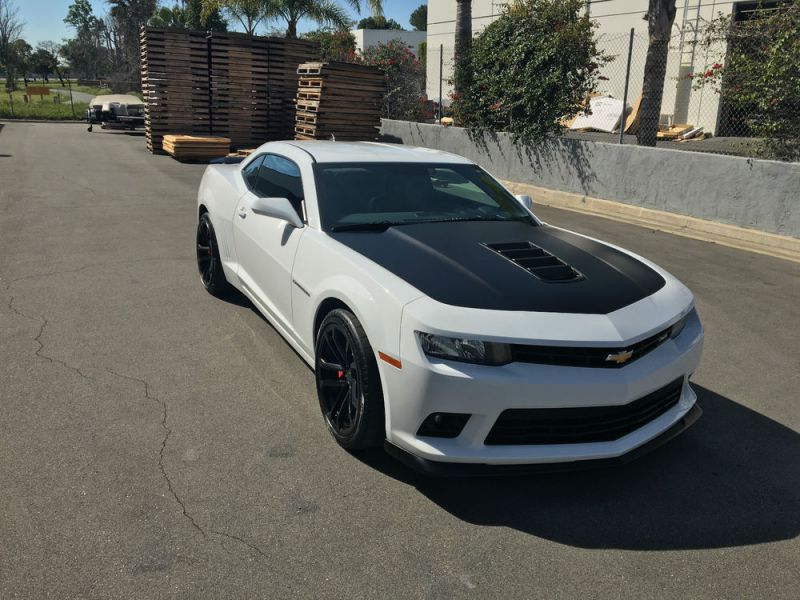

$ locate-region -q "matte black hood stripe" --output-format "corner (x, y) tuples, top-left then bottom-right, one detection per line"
(331, 221), (665, 314)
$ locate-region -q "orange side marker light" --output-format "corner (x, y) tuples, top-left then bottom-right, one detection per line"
(378, 352), (402, 369)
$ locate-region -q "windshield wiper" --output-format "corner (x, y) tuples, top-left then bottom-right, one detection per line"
(329, 221), (397, 232)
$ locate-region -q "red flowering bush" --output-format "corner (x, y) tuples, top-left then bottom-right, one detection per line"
(695, 1), (800, 160)
(360, 40), (425, 121)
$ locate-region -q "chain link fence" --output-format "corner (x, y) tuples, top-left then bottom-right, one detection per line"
(575, 13), (798, 161)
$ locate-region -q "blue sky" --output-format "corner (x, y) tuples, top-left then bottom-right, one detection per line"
(17, 0), (426, 46)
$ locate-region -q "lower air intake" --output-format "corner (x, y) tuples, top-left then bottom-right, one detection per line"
(485, 377), (684, 445)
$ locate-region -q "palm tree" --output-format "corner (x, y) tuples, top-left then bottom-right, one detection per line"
(266, 0), (357, 38)
(106, 0), (157, 77)
(203, 0), (383, 37)
(453, 0), (471, 96)
(637, 0), (677, 146)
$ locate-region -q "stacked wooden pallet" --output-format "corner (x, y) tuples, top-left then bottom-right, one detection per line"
(294, 62), (385, 141)
(208, 32), (270, 148)
(140, 27), (319, 153)
(162, 135), (231, 160)
(269, 39), (321, 141)
(140, 27), (211, 154)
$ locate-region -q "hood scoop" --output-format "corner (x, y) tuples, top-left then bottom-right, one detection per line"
(484, 241), (583, 282)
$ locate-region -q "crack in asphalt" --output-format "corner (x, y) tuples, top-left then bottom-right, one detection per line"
(7, 256), (191, 284)
(104, 368), (206, 537)
(3, 280), (269, 562)
(209, 530), (269, 559)
(104, 369), (269, 559)
(7, 296), (93, 381)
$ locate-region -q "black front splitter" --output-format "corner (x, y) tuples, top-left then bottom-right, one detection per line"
(383, 403), (702, 478)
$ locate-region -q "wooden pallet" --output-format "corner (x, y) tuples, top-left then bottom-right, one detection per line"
(293, 62), (384, 142)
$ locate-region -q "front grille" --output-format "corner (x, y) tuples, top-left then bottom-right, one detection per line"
(484, 241), (582, 282)
(485, 377), (684, 445)
(511, 325), (671, 368)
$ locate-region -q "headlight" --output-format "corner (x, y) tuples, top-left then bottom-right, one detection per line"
(669, 308), (696, 339)
(416, 332), (512, 365)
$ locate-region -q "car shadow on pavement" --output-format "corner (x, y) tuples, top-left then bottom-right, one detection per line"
(356, 385), (800, 550)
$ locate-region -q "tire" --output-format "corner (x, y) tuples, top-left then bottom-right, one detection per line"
(196, 212), (232, 297)
(315, 309), (385, 450)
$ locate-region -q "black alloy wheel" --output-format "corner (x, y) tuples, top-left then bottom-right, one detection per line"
(196, 213), (231, 297)
(315, 309), (384, 450)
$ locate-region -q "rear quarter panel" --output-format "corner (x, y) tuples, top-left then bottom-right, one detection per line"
(197, 164), (246, 280)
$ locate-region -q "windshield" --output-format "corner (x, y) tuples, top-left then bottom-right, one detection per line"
(313, 162), (534, 231)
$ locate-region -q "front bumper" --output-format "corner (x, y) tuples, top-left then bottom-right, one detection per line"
(385, 402), (702, 476)
(380, 305), (704, 466)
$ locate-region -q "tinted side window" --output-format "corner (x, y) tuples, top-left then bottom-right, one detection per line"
(242, 155), (264, 189)
(254, 155), (305, 220)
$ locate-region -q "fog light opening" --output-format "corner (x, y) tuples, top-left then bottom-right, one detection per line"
(417, 412), (471, 439)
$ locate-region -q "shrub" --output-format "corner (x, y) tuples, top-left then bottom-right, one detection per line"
(695, 1), (800, 160)
(360, 40), (424, 121)
(303, 29), (357, 63)
(451, 0), (606, 146)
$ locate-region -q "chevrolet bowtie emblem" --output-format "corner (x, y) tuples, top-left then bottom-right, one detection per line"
(605, 349), (634, 364)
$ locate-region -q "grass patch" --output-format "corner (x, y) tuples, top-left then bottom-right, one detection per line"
(0, 88), (87, 120)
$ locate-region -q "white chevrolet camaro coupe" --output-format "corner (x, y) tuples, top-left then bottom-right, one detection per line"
(196, 141), (704, 475)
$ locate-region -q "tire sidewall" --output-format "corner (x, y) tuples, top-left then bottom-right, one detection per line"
(315, 309), (384, 449)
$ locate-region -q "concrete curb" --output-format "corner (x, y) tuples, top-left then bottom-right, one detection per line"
(501, 180), (800, 264)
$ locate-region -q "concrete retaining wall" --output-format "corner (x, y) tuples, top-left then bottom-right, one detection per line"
(379, 120), (800, 238)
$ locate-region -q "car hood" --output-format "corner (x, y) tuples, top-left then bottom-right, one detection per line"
(329, 220), (665, 314)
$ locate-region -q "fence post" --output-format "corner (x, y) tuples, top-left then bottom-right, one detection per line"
(620, 27), (635, 145)
(67, 78), (76, 119)
(438, 44), (443, 122)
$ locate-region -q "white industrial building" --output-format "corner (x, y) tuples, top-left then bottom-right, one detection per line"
(351, 28), (427, 56)
(426, 1), (771, 135)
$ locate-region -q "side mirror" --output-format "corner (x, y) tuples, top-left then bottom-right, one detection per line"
(249, 196), (304, 228)
(515, 194), (533, 211)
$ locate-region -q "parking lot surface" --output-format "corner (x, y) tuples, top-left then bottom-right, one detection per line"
(1, 122), (798, 599)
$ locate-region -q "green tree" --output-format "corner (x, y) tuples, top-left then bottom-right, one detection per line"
(409, 4), (426, 31)
(266, 0), (356, 38)
(62, 0), (111, 80)
(30, 46), (55, 81)
(204, 0), (383, 37)
(452, 0), (606, 145)
(637, 0), (676, 147)
(149, 1), (227, 30)
(357, 15), (402, 30)
(185, 0), (228, 30)
(148, 5), (187, 27)
(303, 28), (357, 61)
(360, 39), (424, 120)
(7, 38), (30, 86)
(37, 41), (67, 87)
(0, 0), (25, 90)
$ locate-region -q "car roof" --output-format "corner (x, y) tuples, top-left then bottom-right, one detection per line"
(263, 140), (474, 164)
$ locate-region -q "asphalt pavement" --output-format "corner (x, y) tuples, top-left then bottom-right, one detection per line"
(1, 122), (798, 599)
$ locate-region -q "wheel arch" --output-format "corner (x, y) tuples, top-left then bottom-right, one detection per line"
(313, 297), (352, 347)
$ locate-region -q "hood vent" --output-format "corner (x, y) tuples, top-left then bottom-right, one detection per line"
(484, 241), (582, 282)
